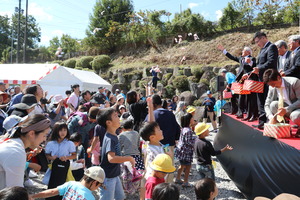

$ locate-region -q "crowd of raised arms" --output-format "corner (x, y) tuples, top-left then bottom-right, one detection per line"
(0, 31), (300, 200)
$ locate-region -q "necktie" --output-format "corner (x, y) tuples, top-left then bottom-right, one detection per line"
(277, 87), (284, 122)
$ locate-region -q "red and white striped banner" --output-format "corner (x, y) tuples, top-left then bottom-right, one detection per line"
(263, 123), (291, 139)
(1, 65), (58, 85)
(243, 80), (264, 93)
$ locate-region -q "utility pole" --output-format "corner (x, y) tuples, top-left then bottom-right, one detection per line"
(23, 0), (28, 63)
(16, 0), (21, 64)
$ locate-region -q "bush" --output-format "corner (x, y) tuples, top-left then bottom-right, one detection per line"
(191, 67), (204, 80)
(193, 99), (202, 106)
(188, 76), (198, 83)
(161, 73), (172, 85)
(76, 56), (94, 69)
(49, 60), (63, 65)
(91, 55), (111, 72)
(75, 67), (82, 70)
(172, 75), (189, 92)
(164, 85), (176, 98)
(123, 70), (143, 81)
(139, 80), (148, 88)
(63, 58), (77, 68)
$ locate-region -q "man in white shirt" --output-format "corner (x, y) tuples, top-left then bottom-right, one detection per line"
(264, 69), (300, 136)
(275, 40), (291, 72)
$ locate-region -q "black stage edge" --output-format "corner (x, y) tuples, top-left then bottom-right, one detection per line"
(214, 114), (300, 200)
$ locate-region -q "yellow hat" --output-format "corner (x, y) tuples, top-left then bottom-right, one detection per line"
(195, 123), (210, 135)
(187, 106), (196, 113)
(150, 154), (176, 173)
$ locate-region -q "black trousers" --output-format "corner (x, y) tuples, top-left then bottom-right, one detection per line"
(231, 94), (239, 114)
(257, 84), (269, 125)
(47, 159), (70, 200)
(237, 94), (247, 116)
(247, 93), (258, 119)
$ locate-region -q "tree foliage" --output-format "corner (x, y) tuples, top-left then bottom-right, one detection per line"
(219, 2), (242, 30)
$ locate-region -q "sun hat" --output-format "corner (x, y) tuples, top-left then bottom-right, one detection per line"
(150, 154), (176, 173)
(53, 95), (63, 104)
(3, 115), (22, 131)
(117, 94), (124, 101)
(187, 106), (196, 113)
(195, 123), (210, 136)
(119, 105), (126, 110)
(0, 91), (8, 102)
(84, 166), (105, 183)
(14, 94), (37, 110)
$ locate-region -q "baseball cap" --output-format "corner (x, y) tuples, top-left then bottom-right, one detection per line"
(3, 115), (22, 131)
(150, 154), (176, 173)
(84, 166), (105, 183)
(98, 86), (104, 90)
(207, 90), (212, 95)
(119, 105), (126, 110)
(117, 94), (124, 101)
(195, 123), (210, 136)
(220, 69), (228, 73)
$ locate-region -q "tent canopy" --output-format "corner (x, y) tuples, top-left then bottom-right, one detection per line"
(0, 64), (111, 97)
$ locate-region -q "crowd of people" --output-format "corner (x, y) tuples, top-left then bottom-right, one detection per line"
(0, 30), (299, 200)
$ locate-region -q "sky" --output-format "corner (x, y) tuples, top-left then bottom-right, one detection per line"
(0, 0), (231, 46)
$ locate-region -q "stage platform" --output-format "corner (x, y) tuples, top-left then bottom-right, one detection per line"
(214, 113), (300, 200)
(224, 113), (300, 150)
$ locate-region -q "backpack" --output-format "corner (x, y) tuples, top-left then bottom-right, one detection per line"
(67, 111), (89, 127)
(121, 163), (143, 195)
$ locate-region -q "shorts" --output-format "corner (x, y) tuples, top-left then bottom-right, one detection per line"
(179, 160), (192, 166)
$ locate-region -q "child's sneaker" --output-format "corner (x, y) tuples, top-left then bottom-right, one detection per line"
(182, 182), (193, 187)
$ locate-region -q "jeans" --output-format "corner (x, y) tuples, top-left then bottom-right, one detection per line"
(100, 176), (125, 200)
(196, 164), (215, 180)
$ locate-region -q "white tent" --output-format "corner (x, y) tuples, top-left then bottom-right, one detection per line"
(0, 64), (112, 97)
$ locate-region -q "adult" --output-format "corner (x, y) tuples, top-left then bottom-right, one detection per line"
(0, 114), (50, 189)
(48, 95), (67, 127)
(11, 94), (38, 118)
(150, 65), (161, 89)
(13, 86), (21, 96)
(145, 94), (181, 183)
(127, 90), (148, 131)
(252, 31), (278, 129)
(281, 35), (300, 79)
(169, 95), (178, 111)
(0, 82), (6, 92)
(25, 84), (44, 115)
(79, 90), (91, 105)
(275, 40), (291, 72)
(174, 101), (186, 126)
(67, 84), (80, 114)
(202, 91), (218, 132)
(0, 92), (8, 135)
(90, 93), (105, 107)
(96, 87), (106, 103)
(263, 69), (300, 136)
(218, 45), (258, 121)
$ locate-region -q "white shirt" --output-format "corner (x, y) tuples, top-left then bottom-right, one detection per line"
(278, 51), (289, 71)
(0, 138), (26, 189)
(276, 80), (292, 106)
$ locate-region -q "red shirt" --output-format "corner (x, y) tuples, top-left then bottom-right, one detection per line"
(145, 176), (165, 199)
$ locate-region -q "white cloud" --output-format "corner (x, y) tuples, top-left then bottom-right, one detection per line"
(51, 30), (64, 37)
(40, 35), (51, 45)
(188, 3), (199, 9)
(28, 2), (53, 21)
(0, 11), (12, 17)
(216, 10), (223, 20)
(201, 11), (210, 18)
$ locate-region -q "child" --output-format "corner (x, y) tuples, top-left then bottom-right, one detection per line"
(45, 122), (76, 199)
(0, 186), (31, 200)
(152, 183), (179, 200)
(194, 178), (218, 200)
(31, 166), (105, 200)
(69, 133), (85, 181)
(174, 113), (196, 187)
(97, 108), (135, 200)
(119, 119), (144, 170)
(194, 123), (233, 180)
(145, 154), (176, 200)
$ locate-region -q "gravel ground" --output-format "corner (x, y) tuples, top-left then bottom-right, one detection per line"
(27, 124), (246, 200)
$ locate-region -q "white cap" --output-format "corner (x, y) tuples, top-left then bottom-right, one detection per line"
(84, 166), (105, 183)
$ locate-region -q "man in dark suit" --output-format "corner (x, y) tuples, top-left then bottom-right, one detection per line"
(264, 69), (300, 136)
(281, 35), (300, 79)
(217, 45), (258, 121)
(252, 31), (278, 129)
(275, 40), (291, 72)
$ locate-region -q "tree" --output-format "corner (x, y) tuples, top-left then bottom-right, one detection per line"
(0, 15), (10, 62)
(87, 0), (134, 52)
(219, 2), (242, 30)
(48, 36), (61, 58)
(232, 0), (255, 28)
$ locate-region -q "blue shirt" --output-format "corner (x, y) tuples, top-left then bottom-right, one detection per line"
(58, 181), (95, 200)
(145, 108), (181, 146)
(100, 132), (121, 178)
(45, 139), (76, 157)
(225, 72), (236, 84)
